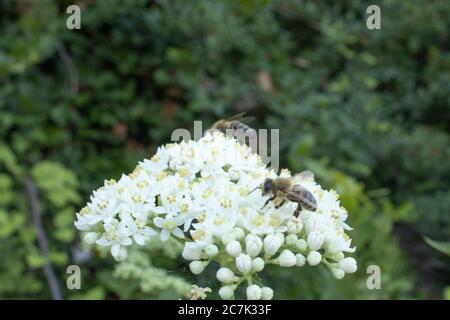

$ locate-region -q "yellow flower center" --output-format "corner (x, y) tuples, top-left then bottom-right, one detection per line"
(156, 172), (167, 181)
(80, 207), (91, 216)
(213, 216), (226, 226)
(220, 198), (232, 209)
(252, 214), (264, 227)
(269, 214), (281, 227)
(163, 220), (176, 230)
(180, 203), (189, 213)
(192, 229), (206, 241)
(98, 200), (108, 209)
(167, 194), (176, 204)
(132, 194), (142, 204)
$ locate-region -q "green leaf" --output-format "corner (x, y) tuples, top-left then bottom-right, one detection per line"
(424, 237), (450, 256)
(26, 252), (47, 268)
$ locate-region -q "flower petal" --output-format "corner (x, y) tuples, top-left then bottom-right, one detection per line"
(111, 244), (120, 257)
(161, 229), (170, 241)
(154, 217), (165, 228)
(172, 227), (185, 239)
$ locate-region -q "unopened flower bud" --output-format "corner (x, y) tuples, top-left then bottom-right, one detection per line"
(233, 227), (245, 240)
(339, 257), (357, 273)
(295, 253), (306, 266)
(218, 285), (235, 299)
(278, 249), (297, 267)
(216, 267), (237, 284)
(295, 239), (308, 251)
(263, 234), (284, 257)
(285, 234), (298, 246)
(332, 268), (345, 279)
(226, 240), (242, 257)
(246, 234), (262, 257)
(307, 232), (324, 250)
(246, 284), (262, 300)
(260, 287), (274, 300)
(236, 253), (252, 274)
(204, 244), (219, 257)
(252, 257), (265, 272)
(189, 261), (206, 275)
(307, 251), (322, 266)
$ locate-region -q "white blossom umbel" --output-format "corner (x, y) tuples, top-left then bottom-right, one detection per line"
(74, 131), (357, 299)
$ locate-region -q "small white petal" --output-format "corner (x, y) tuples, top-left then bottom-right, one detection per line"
(111, 244), (120, 257)
(153, 217), (165, 228)
(172, 227), (185, 239)
(160, 229), (170, 241)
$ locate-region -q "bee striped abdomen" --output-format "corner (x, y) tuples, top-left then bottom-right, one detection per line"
(300, 190), (317, 211)
(290, 185), (317, 212)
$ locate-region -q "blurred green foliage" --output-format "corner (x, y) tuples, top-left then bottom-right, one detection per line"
(0, 0), (448, 299)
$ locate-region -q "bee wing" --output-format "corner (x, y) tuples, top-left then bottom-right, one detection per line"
(293, 170), (315, 182)
(282, 187), (303, 201)
(226, 112), (255, 124)
(287, 185), (317, 209)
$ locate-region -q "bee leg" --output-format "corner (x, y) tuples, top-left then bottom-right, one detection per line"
(274, 199), (287, 209)
(294, 203), (303, 217)
(261, 196), (276, 210)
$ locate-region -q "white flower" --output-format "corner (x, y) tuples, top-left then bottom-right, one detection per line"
(236, 254), (252, 274)
(278, 249), (297, 267)
(218, 286), (235, 299)
(216, 267), (238, 284)
(226, 241), (242, 257)
(307, 251), (322, 266)
(246, 284), (262, 300)
(75, 131), (358, 299)
(245, 234), (263, 257)
(263, 234), (284, 257)
(190, 285), (211, 300)
(121, 212), (157, 245)
(96, 221), (132, 260)
(260, 287), (274, 300)
(153, 215), (185, 241)
(339, 257), (357, 273)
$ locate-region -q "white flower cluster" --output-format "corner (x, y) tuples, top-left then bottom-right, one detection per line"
(74, 131), (357, 299)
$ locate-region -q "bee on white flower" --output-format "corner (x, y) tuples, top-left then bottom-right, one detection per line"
(75, 131), (357, 299)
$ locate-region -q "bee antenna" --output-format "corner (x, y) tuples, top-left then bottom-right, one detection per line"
(248, 185), (260, 195)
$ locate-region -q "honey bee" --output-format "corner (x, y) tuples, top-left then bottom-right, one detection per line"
(252, 171), (317, 216)
(209, 113), (256, 135)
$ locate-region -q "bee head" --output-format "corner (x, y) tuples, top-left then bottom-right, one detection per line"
(262, 178), (273, 196)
